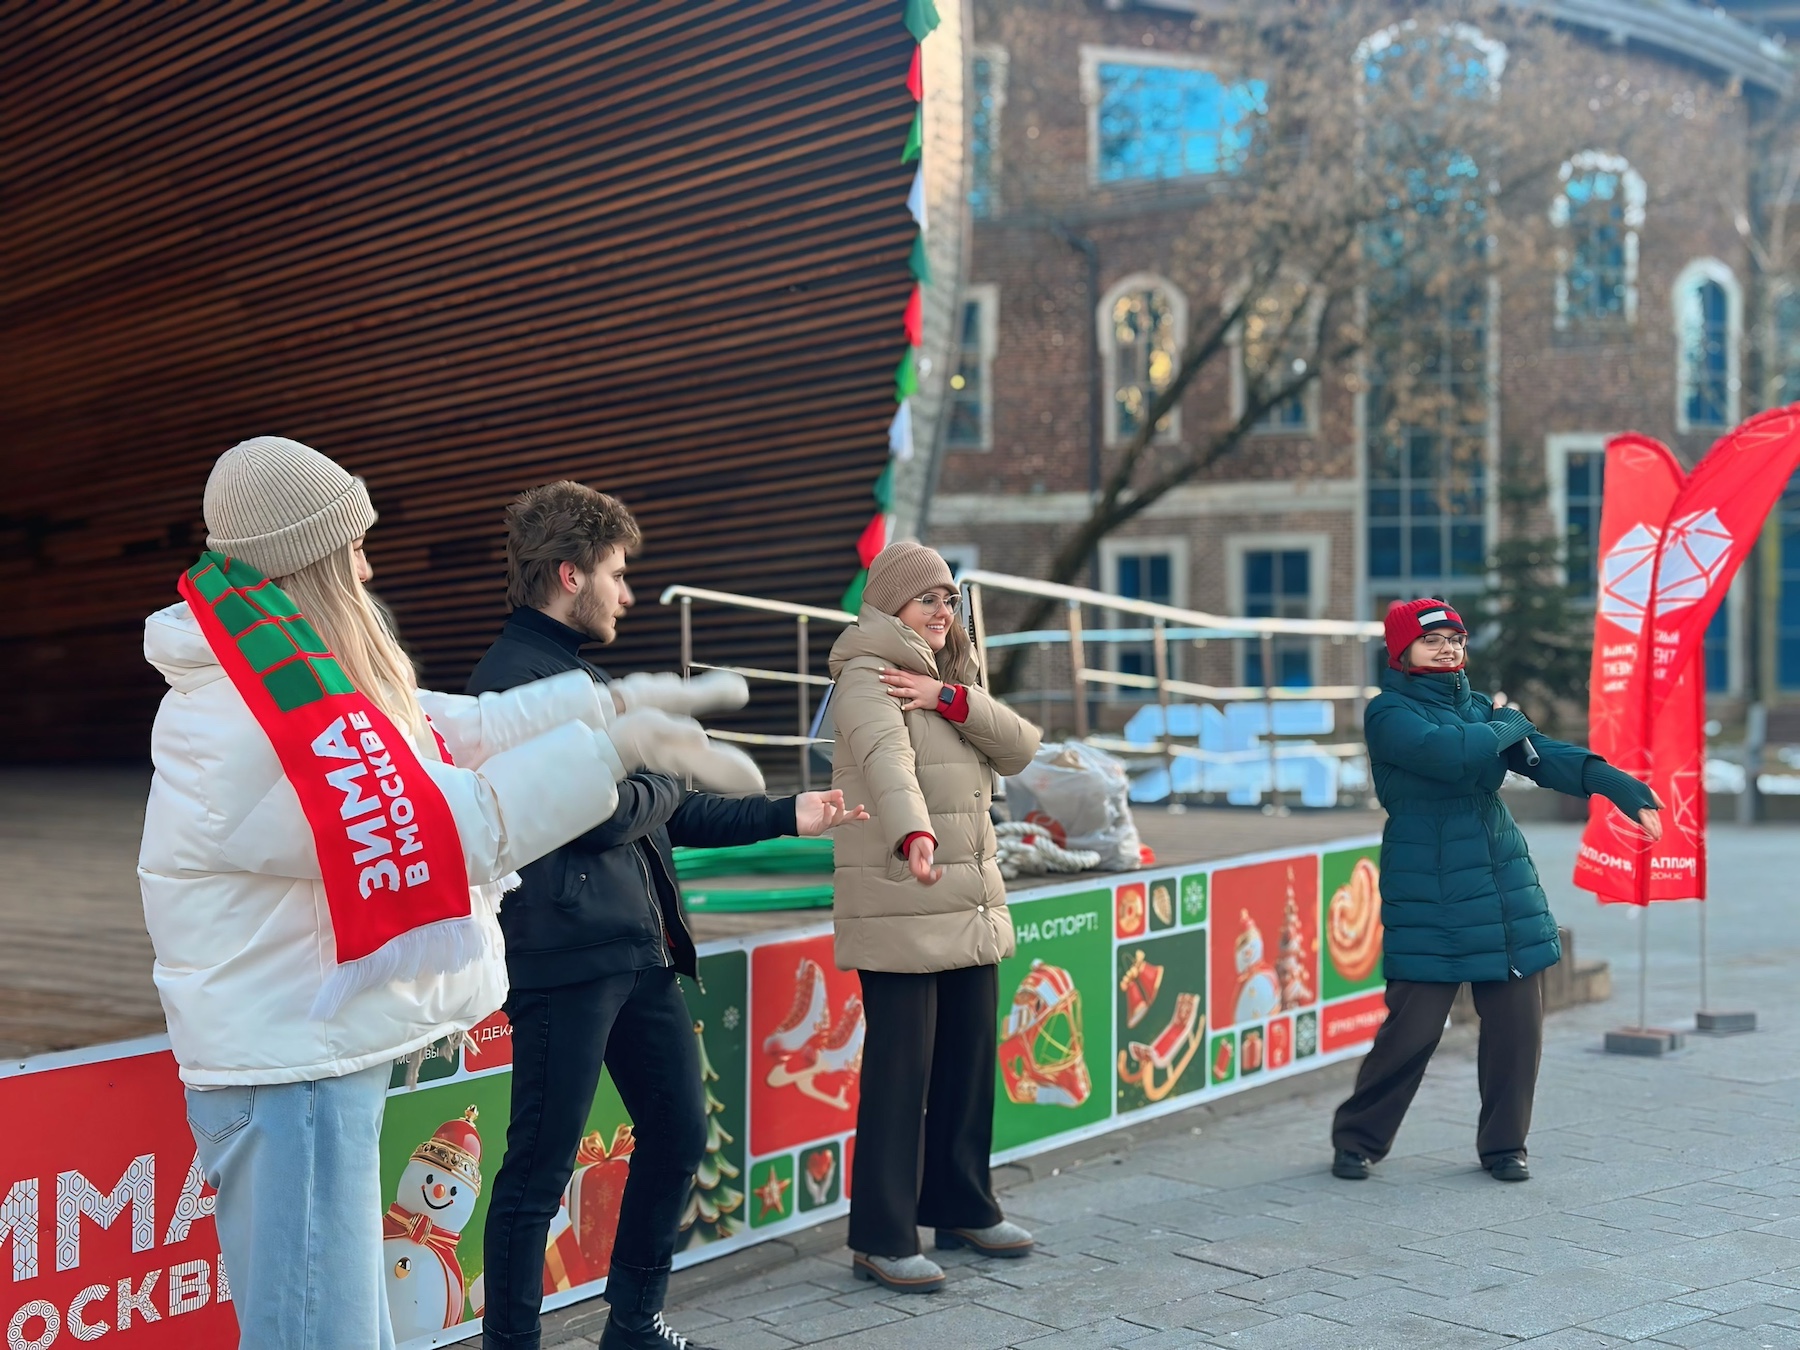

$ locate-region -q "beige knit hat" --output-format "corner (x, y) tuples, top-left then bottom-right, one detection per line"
(203, 437), (376, 579)
(863, 540), (956, 615)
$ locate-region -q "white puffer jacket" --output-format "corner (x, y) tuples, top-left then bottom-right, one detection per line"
(139, 601), (627, 1087)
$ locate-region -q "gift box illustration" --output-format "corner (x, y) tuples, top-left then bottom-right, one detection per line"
(540, 1123), (636, 1295)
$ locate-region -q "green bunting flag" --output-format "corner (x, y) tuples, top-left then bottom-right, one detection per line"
(895, 347), (918, 399)
(873, 461), (895, 510)
(908, 234), (932, 283)
(903, 0), (940, 42)
(841, 569), (868, 614)
(901, 107), (923, 164)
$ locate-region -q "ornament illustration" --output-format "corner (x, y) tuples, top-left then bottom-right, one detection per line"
(764, 962), (864, 1112)
(1117, 991), (1204, 1103)
(384, 1106), (481, 1339)
(1326, 857), (1383, 984)
(802, 1147), (838, 1207)
(1232, 911), (1281, 1024)
(999, 960), (1092, 1107)
(1275, 874), (1315, 1010)
(1151, 881), (1175, 928)
(1268, 1017), (1293, 1070)
(1119, 950), (1165, 1030)
(752, 1163), (792, 1219)
(1295, 1010), (1319, 1058)
(1115, 883), (1147, 938)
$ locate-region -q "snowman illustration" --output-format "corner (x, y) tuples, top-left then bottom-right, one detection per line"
(384, 1106), (483, 1341)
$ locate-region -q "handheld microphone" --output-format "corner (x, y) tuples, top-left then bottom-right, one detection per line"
(1495, 690), (1540, 767)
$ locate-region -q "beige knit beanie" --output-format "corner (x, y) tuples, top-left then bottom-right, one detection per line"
(203, 437), (377, 579)
(863, 540), (956, 615)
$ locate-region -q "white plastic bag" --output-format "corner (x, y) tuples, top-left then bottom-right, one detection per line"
(1004, 741), (1144, 872)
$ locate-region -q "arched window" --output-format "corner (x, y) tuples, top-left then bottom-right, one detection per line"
(1551, 151), (1643, 328)
(1674, 259), (1741, 433)
(1099, 274), (1185, 445)
(1229, 273), (1318, 434)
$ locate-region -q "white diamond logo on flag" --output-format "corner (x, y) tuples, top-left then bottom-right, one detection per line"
(1597, 523), (1660, 633)
(1652, 509), (1733, 616)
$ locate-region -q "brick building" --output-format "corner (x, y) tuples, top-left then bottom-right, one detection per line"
(924, 0), (1800, 720)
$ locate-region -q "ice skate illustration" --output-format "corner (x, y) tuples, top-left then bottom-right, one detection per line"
(762, 957), (830, 1057)
(765, 984), (864, 1111)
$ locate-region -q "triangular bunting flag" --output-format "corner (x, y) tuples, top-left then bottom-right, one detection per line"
(907, 167), (928, 231)
(903, 284), (924, 346)
(888, 402), (914, 461)
(903, 0), (940, 42)
(907, 46), (923, 101)
(841, 569), (868, 614)
(902, 107), (923, 163)
(873, 462), (895, 510)
(895, 347), (919, 399)
(907, 234), (932, 283)
(857, 512), (890, 568)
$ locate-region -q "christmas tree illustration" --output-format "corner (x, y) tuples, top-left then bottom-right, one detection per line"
(680, 1019), (746, 1246)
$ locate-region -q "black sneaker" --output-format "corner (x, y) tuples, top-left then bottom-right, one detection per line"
(598, 1311), (717, 1350)
(1332, 1148), (1372, 1180)
(1486, 1153), (1530, 1183)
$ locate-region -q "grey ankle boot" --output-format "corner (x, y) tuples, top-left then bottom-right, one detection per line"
(853, 1251), (947, 1292)
(935, 1219), (1035, 1258)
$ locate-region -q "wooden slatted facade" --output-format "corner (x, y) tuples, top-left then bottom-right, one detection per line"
(0, 0), (916, 762)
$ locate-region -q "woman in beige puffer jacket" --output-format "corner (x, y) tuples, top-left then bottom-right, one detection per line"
(828, 541), (1040, 1293)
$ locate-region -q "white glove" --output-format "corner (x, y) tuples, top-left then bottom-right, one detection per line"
(606, 707), (765, 793)
(612, 671), (750, 719)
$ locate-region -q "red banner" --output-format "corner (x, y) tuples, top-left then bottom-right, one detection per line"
(1575, 436), (1692, 902)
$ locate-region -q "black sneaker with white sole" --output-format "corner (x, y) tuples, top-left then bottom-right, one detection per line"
(597, 1311), (718, 1350)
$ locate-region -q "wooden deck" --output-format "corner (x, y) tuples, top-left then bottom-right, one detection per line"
(0, 769), (1382, 1060)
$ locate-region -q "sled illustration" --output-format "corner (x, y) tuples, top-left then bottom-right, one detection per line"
(1117, 992), (1204, 1103)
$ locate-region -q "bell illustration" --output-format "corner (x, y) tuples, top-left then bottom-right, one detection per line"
(1119, 950), (1164, 1030)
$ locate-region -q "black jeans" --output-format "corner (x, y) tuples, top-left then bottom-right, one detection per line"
(1331, 971), (1544, 1167)
(848, 965), (1003, 1258)
(482, 967), (705, 1350)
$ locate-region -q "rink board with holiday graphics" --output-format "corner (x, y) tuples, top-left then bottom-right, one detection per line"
(0, 835), (1386, 1349)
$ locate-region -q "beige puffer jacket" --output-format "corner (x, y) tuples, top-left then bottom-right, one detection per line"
(828, 609), (1041, 973)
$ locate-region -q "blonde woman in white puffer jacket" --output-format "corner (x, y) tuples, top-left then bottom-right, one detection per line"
(140, 437), (761, 1350)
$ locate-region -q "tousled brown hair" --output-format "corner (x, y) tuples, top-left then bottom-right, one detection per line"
(504, 481), (642, 610)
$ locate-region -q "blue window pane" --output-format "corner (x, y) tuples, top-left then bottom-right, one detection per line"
(1280, 550), (1309, 596)
(1409, 487), (1441, 519)
(1278, 648), (1312, 687)
(1096, 62), (1267, 184)
(1684, 279), (1731, 429)
(970, 57), (998, 219)
(1781, 472), (1800, 689)
(1411, 524), (1443, 578)
(1704, 604), (1730, 692)
(1118, 556), (1143, 599)
(1119, 651), (1149, 680)
(1247, 551), (1273, 596)
(1451, 523), (1485, 576)
(1147, 555), (1172, 604)
(1369, 488), (1401, 519)
(1370, 527), (1403, 578)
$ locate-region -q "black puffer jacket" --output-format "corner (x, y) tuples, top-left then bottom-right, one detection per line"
(466, 607), (796, 987)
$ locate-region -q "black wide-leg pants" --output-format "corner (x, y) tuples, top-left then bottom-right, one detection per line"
(848, 965), (1004, 1258)
(1331, 970), (1544, 1167)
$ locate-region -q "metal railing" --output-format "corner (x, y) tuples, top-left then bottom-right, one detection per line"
(662, 570), (1385, 809)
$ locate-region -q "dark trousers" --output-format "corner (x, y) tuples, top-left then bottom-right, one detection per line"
(1331, 971), (1544, 1167)
(482, 968), (704, 1350)
(848, 965), (1004, 1258)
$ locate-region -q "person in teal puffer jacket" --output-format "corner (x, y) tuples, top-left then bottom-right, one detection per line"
(1331, 597), (1661, 1184)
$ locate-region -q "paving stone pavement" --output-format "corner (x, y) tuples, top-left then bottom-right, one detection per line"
(523, 822), (1800, 1350)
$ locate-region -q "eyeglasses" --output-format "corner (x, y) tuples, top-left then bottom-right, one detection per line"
(1419, 633), (1468, 651)
(911, 592), (961, 614)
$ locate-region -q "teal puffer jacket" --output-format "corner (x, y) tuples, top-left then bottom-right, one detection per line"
(1366, 666), (1648, 985)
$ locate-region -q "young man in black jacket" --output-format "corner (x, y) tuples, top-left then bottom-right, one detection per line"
(471, 482), (863, 1350)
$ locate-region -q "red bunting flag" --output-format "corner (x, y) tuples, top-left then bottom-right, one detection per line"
(903, 285), (923, 346)
(907, 46), (922, 101)
(856, 512), (890, 567)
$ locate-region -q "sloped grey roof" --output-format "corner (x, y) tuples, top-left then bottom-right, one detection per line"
(1113, 0), (1792, 93)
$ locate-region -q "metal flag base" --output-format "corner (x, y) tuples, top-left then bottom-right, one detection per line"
(1604, 1027), (1686, 1056)
(1695, 1010), (1757, 1035)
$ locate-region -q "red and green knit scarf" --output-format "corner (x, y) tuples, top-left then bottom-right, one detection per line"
(178, 553), (476, 1019)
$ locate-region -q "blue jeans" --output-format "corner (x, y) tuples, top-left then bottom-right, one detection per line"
(186, 1062), (397, 1350)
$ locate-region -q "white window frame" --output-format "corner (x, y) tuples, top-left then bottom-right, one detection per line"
(1098, 535), (1190, 696)
(1545, 431), (1609, 588)
(1673, 257), (1742, 435)
(945, 284), (998, 452)
(1226, 275), (1322, 436)
(1098, 271), (1187, 447)
(1225, 534), (1330, 687)
(1078, 45), (1257, 189)
(969, 45), (1008, 221)
(933, 543), (981, 578)
(1551, 151), (1644, 330)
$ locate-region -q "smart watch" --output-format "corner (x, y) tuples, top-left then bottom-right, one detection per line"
(938, 684), (957, 709)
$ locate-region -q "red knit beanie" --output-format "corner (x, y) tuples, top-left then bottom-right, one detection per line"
(1384, 598), (1467, 669)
